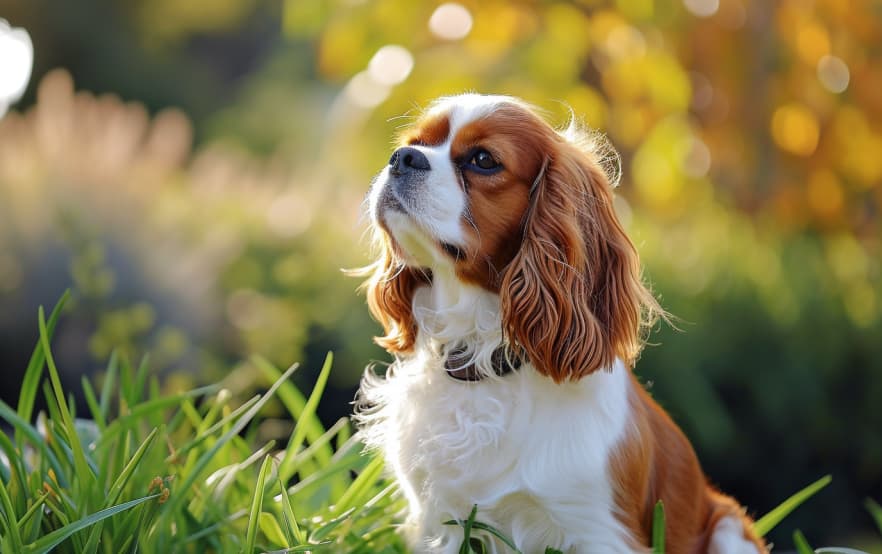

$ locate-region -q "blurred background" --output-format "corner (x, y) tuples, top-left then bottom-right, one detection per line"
(1, 0), (880, 548)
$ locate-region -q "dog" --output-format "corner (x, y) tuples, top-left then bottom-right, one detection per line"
(356, 94), (766, 554)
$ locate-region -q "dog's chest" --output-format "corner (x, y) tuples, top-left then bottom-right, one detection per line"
(366, 359), (638, 552)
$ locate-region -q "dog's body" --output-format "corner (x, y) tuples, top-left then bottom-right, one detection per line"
(357, 94), (766, 553)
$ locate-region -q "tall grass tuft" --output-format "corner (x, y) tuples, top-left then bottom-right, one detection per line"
(0, 293), (406, 553)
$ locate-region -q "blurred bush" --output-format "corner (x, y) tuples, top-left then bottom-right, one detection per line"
(1, 0), (881, 547)
(0, 68), (383, 404)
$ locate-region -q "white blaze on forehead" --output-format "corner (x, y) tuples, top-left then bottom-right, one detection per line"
(425, 93), (522, 139)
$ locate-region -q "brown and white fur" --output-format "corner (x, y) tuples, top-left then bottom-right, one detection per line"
(356, 94), (767, 554)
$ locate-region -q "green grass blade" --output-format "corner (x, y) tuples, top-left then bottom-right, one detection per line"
(308, 507), (356, 543)
(38, 306), (96, 490)
(244, 455), (274, 553)
(81, 377), (106, 430)
(16, 491), (49, 535)
(0, 479), (24, 553)
(132, 354), (151, 405)
(459, 505), (478, 554)
(82, 427), (160, 552)
(0, 428), (28, 502)
(255, 354), (334, 479)
(160, 363), (298, 518)
(331, 455), (384, 517)
(441, 519), (522, 553)
(652, 500), (665, 553)
(258, 512), (288, 548)
(26, 494), (160, 553)
(277, 353), (332, 482)
(865, 498), (882, 535)
(281, 418), (348, 479)
(444, 506), (524, 554)
(278, 478), (305, 545)
(98, 351), (118, 424)
(754, 474), (831, 537)
(98, 384), (220, 447)
(170, 394), (260, 459)
(0, 400), (66, 485)
(792, 530), (814, 554)
(15, 291), (69, 444)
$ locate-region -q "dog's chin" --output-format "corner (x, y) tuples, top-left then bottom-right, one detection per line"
(379, 209), (453, 271)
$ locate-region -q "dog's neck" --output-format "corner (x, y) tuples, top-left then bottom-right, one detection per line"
(411, 267), (511, 379)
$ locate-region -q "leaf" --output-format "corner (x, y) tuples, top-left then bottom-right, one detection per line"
(245, 455), (274, 553)
(275, 353), (334, 482)
(331, 455), (384, 517)
(0, 477), (24, 553)
(278, 477), (305, 545)
(754, 475), (832, 537)
(38, 306), (96, 491)
(26, 494), (159, 553)
(865, 498), (882, 535)
(80, 378), (105, 430)
(460, 505), (478, 554)
(792, 530), (814, 554)
(16, 291), (69, 442)
(82, 427), (160, 552)
(98, 351), (119, 424)
(0, 400), (66, 486)
(159, 363), (298, 519)
(308, 508), (356, 543)
(652, 500), (665, 554)
(259, 512), (289, 548)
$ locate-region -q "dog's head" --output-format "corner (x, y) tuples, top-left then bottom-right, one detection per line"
(363, 94), (661, 381)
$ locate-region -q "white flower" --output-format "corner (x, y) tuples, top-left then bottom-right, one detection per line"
(0, 19), (33, 118)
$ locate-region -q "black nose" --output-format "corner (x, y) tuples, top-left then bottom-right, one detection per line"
(389, 147), (431, 175)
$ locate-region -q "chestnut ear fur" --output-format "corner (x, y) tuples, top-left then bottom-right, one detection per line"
(362, 237), (429, 353)
(500, 136), (662, 383)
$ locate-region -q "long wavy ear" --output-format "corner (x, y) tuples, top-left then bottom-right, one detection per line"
(500, 138), (662, 382)
(361, 235), (430, 353)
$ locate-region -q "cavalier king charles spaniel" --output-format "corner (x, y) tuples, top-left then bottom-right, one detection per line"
(356, 94), (767, 554)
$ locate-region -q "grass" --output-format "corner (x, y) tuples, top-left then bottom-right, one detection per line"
(0, 293), (406, 553)
(0, 293), (877, 553)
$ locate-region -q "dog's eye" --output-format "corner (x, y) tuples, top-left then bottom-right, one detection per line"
(464, 149), (502, 175)
(471, 150), (498, 170)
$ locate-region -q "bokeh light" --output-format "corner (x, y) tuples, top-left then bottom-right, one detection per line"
(368, 45), (414, 86)
(682, 0), (719, 18)
(345, 71), (391, 109)
(429, 3), (473, 41)
(817, 55), (850, 94)
(0, 19), (32, 116)
(771, 103), (820, 157)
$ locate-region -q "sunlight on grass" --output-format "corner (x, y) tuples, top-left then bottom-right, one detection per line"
(0, 294), (406, 553)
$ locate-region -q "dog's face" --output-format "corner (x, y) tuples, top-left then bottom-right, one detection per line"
(369, 94), (551, 289)
(364, 94), (661, 381)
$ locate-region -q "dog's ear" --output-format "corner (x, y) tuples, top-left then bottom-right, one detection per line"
(363, 236), (429, 353)
(500, 140), (661, 382)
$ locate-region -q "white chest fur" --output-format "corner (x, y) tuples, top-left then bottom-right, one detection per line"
(357, 279), (640, 553)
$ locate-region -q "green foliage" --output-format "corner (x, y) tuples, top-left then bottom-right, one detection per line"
(0, 297), (405, 553)
(754, 475), (832, 537)
(866, 498), (882, 535)
(793, 530), (814, 554)
(652, 500), (665, 554)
